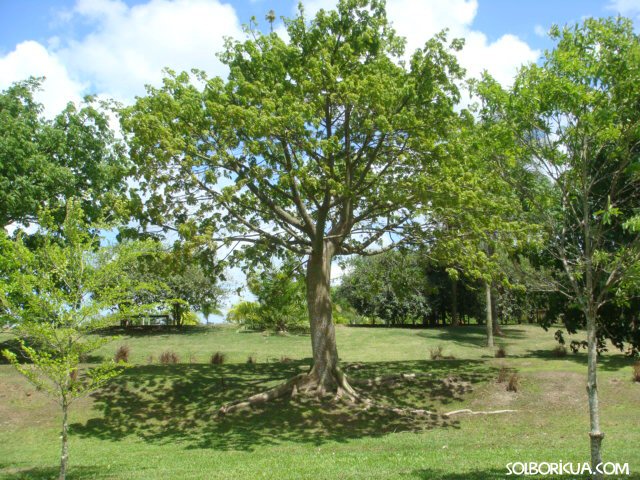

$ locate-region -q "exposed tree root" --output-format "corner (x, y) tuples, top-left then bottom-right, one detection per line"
(218, 367), (360, 416)
(350, 372), (418, 387)
(360, 402), (517, 418)
(217, 368), (517, 419)
(442, 409), (518, 417)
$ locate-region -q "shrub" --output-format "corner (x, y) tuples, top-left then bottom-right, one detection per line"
(507, 373), (519, 392)
(114, 345), (130, 363)
(429, 345), (444, 360)
(159, 351), (179, 364)
(247, 355), (256, 364)
(552, 345), (568, 357)
(633, 361), (640, 383)
(495, 345), (507, 358)
(210, 352), (226, 365)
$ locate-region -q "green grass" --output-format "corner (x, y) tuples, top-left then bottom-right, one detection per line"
(1, 324), (639, 479)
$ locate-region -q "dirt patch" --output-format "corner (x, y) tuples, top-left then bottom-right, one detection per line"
(531, 371), (584, 408)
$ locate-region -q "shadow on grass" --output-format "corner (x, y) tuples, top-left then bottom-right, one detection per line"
(0, 465), (103, 480)
(96, 325), (217, 337)
(418, 326), (529, 349)
(72, 359), (497, 452)
(410, 469), (640, 480)
(523, 349), (634, 371)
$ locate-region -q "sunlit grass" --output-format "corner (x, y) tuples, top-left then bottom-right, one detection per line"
(1, 324), (639, 479)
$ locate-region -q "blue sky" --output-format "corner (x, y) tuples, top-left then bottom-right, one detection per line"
(0, 0), (622, 54)
(2, 0), (639, 116)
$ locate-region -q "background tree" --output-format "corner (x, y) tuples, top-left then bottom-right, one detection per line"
(0, 202), (159, 480)
(123, 0), (464, 402)
(419, 101), (544, 346)
(228, 258), (307, 332)
(0, 78), (131, 231)
(337, 250), (437, 326)
(487, 17), (640, 472)
(119, 236), (226, 326)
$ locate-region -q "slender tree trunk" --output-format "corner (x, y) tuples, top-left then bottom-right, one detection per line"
(491, 286), (504, 336)
(59, 400), (69, 480)
(451, 279), (460, 327)
(485, 280), (494, 348)
(586, 307), (604, 477)
(306, 241), (343, 394)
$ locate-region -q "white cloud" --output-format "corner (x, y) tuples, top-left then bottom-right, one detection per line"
(56, 0), (244, 100)
(608, 0), (640, 16)
(459, 32), (537, 86)
(534, 24), (547, 37)
(0, 41), (85, 117)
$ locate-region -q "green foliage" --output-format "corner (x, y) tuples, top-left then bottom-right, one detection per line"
(0, 78), (130, 230)
(226, 300), (261, 329)
(488, 17), (640, 352)
(180, 310), (201, 326)
(120, 237), (226, 325)
(0, 200), (161, 478)
(1, 201), (160, 391)
(122, 0), (464, 265)
(336, 250), (486, 325)
(228, 260), (307, 332)
(336, 251), (430, 324)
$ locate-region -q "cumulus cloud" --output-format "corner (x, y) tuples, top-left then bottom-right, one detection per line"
(534, 24), (547, 37)
(56, 0), (244, 100)
(608, 0), (640, 16)
(0, 41), (85, 117)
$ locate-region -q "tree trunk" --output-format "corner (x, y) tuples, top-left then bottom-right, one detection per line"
(451, 279), (460, 326)
(485, 281), (494, 348)
(59, 400), (69, 480)
(491, 286), (504, 336)
(586, 308), (604, 476)
(306, 241), (352, 395)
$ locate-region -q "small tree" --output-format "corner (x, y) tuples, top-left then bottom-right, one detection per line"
(486, 17), (640, 473)
(0, 202), (159, 480)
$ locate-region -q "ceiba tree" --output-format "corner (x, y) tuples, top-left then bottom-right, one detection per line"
(123, 0), (463, 403)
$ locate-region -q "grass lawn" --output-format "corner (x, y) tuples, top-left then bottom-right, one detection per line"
(1, 324), (639, 479)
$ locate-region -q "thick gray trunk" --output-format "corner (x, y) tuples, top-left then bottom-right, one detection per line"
(485, 281), (494, 348)
(59, 401), (69, 480)
(586, 308), (604, 477)
(306, 242), (340, 392)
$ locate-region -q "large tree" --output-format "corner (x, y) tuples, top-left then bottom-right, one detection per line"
(485, 17), (640, 474)
(123, 0), (463, 403)
(0, 78), (130, 231)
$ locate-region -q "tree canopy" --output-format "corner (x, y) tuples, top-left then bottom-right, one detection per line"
(0, 78), (130, 231)
(123, 0), (466, 398)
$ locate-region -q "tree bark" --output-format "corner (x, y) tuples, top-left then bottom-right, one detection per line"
(59, 400), (69, 480)
(451, 278), (460, 326)
(491, 286), (504, 336)
(306, 241), (353, 396)
(586, 307), (604, 477)
(485, 280), (494, 348)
